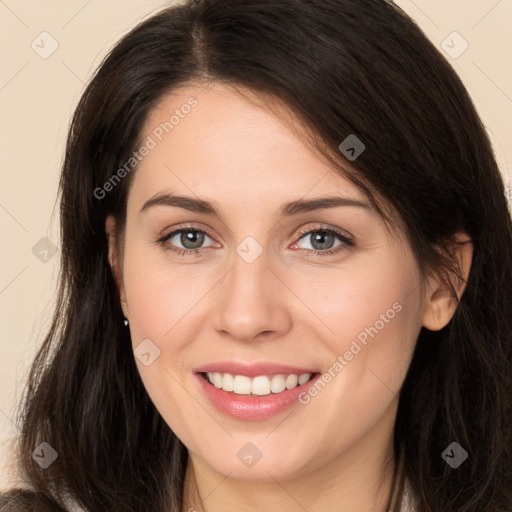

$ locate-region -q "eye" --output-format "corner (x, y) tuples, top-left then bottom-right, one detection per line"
(157, 224), (354, 258)
(157, 225), (219, 256)
(291, 227), (354, 256)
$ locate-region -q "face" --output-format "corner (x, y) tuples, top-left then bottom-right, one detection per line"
(107, 82), (437, 482)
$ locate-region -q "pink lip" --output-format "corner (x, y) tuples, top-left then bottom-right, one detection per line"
(194, 368), (321, 421)
(193, 361), (319, 378)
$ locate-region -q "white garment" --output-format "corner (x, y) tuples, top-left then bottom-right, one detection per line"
(400, 479), (419, 511)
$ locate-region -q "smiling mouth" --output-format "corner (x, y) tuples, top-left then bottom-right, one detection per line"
(200, 371), (319, 396)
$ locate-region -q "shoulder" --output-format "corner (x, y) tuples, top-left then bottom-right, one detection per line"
(1, 488), (36, 510)
(1, 488), (66, 511)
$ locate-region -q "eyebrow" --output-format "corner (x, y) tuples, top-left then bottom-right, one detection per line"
(139, 193), (370, 218)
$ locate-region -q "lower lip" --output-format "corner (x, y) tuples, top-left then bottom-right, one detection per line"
(195, 373), (321, 421)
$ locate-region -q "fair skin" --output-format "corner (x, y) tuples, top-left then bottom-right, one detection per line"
(107, 82), (472, 512)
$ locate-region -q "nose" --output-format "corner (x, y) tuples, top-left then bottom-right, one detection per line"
(213, 247), (293, 343)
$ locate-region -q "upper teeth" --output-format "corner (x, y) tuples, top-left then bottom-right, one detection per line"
(206, 372), (313, 395)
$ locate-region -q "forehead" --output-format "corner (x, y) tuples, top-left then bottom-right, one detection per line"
(130, 82), (368, 210)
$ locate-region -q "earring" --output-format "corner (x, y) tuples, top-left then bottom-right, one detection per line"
(123, 318), (129, 327)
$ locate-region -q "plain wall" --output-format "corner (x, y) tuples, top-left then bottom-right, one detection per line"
(1, 0), (511, 490)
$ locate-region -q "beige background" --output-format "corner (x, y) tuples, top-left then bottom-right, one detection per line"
(1, 0), (511, 490)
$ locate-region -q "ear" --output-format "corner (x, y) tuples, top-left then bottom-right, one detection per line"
(421, 232), (473, 331)
(106, 215), (129, 319)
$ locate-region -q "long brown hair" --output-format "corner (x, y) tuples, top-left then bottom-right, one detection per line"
(2, 1), (512, 510)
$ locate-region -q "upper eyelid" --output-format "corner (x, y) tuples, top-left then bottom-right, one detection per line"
(295, 223), (352, 240)
(160, 224), (214, 241)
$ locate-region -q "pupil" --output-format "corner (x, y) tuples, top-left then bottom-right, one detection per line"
(312, 230), (334, 250)
(181, 230), (204, 249)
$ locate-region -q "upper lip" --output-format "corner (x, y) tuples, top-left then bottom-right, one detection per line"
(193, 361), (320, 378)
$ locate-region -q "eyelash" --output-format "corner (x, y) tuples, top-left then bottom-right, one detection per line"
(156, 223), (354, 258)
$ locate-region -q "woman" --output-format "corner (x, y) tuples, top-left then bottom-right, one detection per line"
(2, 0), (511, 511)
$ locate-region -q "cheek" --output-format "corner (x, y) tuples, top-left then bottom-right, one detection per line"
(121, 239), (210, 342)
(308, 250), (422, 351)
(307, 249), (423, 405)
(120, 243), (210, 443)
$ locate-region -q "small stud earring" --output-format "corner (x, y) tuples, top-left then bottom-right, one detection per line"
(123, 318), (129, 327)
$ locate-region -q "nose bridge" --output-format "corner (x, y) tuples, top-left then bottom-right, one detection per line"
(213, 239), (291, 341)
